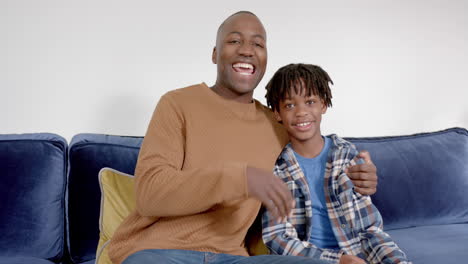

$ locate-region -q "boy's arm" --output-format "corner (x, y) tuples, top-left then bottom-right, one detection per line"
(354, 194), (411, 264)
(261, 180), (345, 263)
(347, 161), (411, 264)
(134, 93), (248, 217)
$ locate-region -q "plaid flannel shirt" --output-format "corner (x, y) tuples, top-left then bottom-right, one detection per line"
(262, 135), (411, 264)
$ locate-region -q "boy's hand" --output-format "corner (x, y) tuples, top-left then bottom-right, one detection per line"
(246, 166), (294, 221)
(346, 150), (378, 195)
(339, 255), (366, 264)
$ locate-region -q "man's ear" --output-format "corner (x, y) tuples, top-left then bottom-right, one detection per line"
(274, 110), (282, 123)
(212, 47), (217, 64)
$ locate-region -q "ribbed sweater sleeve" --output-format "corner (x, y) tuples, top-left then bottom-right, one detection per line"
(134, 93), (249, 217)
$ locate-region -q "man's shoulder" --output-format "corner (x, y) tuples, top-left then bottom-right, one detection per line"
(157, 83), (209, 109)
(254, 100), (289, 145)
(254, 99), (270, 111)
(164, 83), (207, 98)
(253, 100), (277, 120)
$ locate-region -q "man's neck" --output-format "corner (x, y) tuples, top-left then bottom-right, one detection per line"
(210, 84), (254, 104)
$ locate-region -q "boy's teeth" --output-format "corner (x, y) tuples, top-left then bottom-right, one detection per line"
(296, 122), (311, 127)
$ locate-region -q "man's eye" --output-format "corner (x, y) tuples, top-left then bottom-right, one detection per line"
(228, 40), (240, 44)
(254, 42), (264, 48)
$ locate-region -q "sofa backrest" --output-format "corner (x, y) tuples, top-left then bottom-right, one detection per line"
(3, 128), (465, 262)
(66, 134), (142, 264)
(346, 127), (468, 231)
(0, 133), (67, 263)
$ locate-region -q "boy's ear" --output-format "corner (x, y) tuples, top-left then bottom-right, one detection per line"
(321, 100), (328, 114)
(212, 47), (217, 64)
(274, 110), (282, 122)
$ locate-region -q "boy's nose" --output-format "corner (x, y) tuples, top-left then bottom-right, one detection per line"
(295, 109), (308, 117)
(295, 104), (309, 117)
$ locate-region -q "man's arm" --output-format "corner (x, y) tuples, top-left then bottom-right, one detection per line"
(134, 93), (293, 219)
(134, 93), (248, 217)
(347, 150), (378, 195)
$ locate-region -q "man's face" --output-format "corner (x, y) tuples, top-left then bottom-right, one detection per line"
(274, 86), (327, 145)
(212, 13), (267, 101)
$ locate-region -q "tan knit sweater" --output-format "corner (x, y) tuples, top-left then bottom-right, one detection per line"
(108, 83), (288, 264)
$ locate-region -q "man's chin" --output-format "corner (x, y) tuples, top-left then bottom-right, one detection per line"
(232, 80), (260, 94)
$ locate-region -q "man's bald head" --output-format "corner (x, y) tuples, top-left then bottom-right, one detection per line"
(215, 11), (266, 46)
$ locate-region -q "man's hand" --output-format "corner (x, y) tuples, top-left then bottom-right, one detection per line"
(346, 150), (378, 196)
(246, 166), (294, 221)
(339, 255), (366, 264)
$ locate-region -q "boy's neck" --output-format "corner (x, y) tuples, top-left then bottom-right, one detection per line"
(290, 135), (325, 158)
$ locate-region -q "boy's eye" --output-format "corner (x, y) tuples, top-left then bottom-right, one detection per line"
(285, 103), (294, 109)
(306, 100), (315, 105)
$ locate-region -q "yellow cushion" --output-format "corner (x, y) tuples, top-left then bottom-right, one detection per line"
(245, 210), (269, 256)
(95, 168), (136, 264)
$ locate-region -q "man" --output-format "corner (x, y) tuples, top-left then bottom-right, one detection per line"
(108, 11), (377, 264)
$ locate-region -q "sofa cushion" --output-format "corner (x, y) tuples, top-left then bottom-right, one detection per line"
(0, 256), (57, 264)
(388, 223), (468, 264)
(346, 127), (468, 230)
(0, 133), (67, 263)
(66, 134), (142, 264)
(96, 168), (135, 264)
(75, 261), (94, 264)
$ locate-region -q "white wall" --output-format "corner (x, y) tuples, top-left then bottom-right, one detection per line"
(1, 0), (467, 142)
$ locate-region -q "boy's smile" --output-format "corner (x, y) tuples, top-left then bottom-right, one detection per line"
(274, 85), (327, 157)
(294, 121), (313, 131)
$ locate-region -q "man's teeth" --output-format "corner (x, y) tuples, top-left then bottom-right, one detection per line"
(296, 122), (311, 127)
(233, 63), (253, 69)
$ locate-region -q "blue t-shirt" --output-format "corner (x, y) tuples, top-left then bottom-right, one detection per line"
(293, 136), (339, 249)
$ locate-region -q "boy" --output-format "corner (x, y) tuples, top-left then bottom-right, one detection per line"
(261, 63), (410, 264)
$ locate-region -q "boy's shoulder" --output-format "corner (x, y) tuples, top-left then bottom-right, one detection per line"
(327, 134), (359, 157)
(275, 135), (358, 165)
(275, 143), (294, 164)
(328, 134), (353, 148)
(273, 144), (297, 180)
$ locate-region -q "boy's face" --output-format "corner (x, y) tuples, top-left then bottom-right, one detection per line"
(274, 86), (327, 146)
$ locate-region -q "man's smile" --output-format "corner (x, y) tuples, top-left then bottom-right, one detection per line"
(232, 62), (255, 75)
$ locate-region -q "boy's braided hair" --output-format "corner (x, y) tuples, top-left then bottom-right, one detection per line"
(265, 63), (333, 112)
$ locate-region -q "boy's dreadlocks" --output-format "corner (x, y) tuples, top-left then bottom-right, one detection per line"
(265, 63), (333, 113)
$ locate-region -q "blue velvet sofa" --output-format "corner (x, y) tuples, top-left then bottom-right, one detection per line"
(0, 127), (467, 264)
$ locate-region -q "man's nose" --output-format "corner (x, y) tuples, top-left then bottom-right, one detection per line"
(238, 42), (254, 57)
